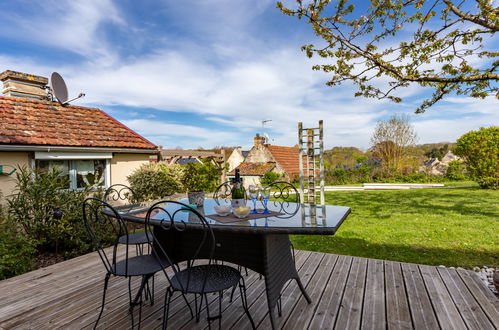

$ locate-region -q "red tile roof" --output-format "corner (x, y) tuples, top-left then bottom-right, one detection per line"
(0, 96), (156, 149)
(266, 145), (300, 178)
(229, 162), (276, 176)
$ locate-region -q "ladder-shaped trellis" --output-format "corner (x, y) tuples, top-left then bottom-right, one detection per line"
(298, 120), (325, 205)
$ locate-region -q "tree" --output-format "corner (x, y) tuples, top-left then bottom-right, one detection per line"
(370, 114), (417, 171)
(278, 0), (498, 113)
(454, 126), (498, 189)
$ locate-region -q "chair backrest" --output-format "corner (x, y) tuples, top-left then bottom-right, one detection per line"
(213, 181), (247, 205)
(268, 181), (300, 217)
(104, 184), (138, 205)
(144, 200), (215, 293)
(82, 197), (135, 276)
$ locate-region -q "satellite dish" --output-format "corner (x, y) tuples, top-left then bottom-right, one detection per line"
(50, 72), (68, 104)
(49, 72), (85, 105)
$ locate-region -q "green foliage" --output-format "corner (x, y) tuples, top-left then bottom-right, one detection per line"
(425, 144), (449, 160)
(324, 147), (367, 170)
(445, 160), (468, 181)
(7, 167), (90, 254)
(0, 194), (36, 280)
(127, 163), (184, 200)
(291, 188), (499, 268)
(260, 171), (282, 186)
(278, 1), (498, 113)
(181, 162), (222, 192)
(454, 126), (499, 189)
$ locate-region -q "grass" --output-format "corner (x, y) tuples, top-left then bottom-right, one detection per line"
(290, 187), (498, 268)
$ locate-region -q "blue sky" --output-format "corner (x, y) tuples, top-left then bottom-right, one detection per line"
(0, 0), (497, 150)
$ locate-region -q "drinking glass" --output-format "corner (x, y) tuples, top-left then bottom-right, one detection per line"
(248, 185), (260, 214)
(261, 186), (271, 214)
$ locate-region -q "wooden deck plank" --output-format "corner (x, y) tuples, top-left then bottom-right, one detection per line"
(438, 267), (495, 330)
(401, 262), (440, 329)
(456, 268), (499, 328)
(307, 254), (353, 330)
(281, 253), (338, 330)
(334, 256), (368, 329)
(255, 251), (325, 329)
(361, 258), (386, 330)
(419, 265), (467, 330)
(186, 251), (309, 330)
(224, 250), (314, 330)
(1, 249), (498, 330)
(384, 261), (413, 330)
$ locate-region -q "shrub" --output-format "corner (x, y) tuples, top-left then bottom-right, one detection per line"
(454, 126), (499, 189)
(445, 160), (468, 181)
(0, 193), (36, 280)
(181, 162), (222, 192)
(127, 163), (184, 200)
(7, 167), (91, 254)
(260, 171), (282, 186)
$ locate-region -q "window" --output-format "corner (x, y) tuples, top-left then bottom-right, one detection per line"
(34, 153), (110, 190)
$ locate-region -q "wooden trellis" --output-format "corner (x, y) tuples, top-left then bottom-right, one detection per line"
(298, 120), (325, 205)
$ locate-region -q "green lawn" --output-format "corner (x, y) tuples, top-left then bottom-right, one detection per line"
(291, 187), (498, 268)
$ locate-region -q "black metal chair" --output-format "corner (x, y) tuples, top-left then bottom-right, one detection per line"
(144, 200), (255, 330)
(267, 181), (300, 217)
(104, 184), (155, 302)
(104, 184), (150, 253)
(82, 197), (171, 329)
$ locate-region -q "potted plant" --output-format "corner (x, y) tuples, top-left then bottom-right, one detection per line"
(182, 163), (222, 207)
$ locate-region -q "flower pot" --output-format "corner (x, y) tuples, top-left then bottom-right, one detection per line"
(188, 191), (205, 207)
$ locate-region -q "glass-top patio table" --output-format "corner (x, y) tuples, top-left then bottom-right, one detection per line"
(117, 198), (351, 329)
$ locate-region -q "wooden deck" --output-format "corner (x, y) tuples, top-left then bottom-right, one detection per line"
(0, 248), (497, 330)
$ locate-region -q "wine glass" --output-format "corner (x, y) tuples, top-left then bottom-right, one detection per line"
(260, 186), (271, 214)
(248, 185), (260, 214)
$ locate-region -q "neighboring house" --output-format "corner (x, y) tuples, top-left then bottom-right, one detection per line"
(228, 134), (300, 187)
(420, 150), (462, 176)
(226, 147), (249, 172)
(0, 70), (158, 198)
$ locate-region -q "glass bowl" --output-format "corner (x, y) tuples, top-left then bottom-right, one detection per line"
(233, 206), (251, 218)
(214, 205), (232, 216)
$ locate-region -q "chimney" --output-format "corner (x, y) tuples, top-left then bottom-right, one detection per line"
(254, 133), (266, 146)
(0, 70), (48, 100)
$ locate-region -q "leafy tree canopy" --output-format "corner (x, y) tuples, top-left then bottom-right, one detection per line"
(278, 0), (498, 112)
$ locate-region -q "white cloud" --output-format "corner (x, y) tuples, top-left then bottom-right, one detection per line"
(0, 0), (496, 150)
(122, 119), (238, 148)
(0, 0), (123, 62)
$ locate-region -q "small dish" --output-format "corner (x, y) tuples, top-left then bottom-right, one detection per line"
(214, 205), (232, 216)
(233, 206), (251, 218)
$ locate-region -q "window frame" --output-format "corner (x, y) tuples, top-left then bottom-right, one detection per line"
(33, 152), (111, 190)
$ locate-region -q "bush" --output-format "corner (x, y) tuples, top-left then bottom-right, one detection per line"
(455, 126), (499, 189)
(181, 162), (222, 192)
(0, 194), (36, 280)
(445, 160), (468, 181)
(127, 163), (184, 200)
(7, 167), (96, 256)
(260, 171), (282, 186)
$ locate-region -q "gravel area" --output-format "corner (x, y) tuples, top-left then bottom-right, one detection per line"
(473, 266), (498, 295)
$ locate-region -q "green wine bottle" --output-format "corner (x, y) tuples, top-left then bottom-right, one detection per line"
(231, 169), (245, 208)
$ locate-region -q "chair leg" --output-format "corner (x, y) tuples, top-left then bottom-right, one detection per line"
(277, 296), (282, 317)
(162, 287), (173, 330)
(239, 278), (256, 330)
(128, 277), (135, 328)
(94, 273), (110, 329)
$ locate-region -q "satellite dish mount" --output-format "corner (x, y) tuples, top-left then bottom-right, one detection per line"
(49, 72), (85, 105)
